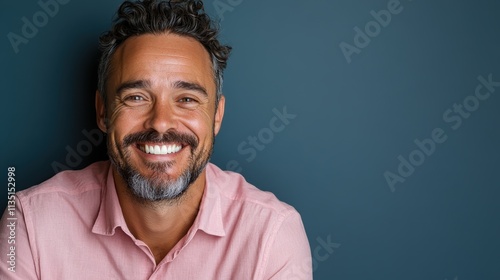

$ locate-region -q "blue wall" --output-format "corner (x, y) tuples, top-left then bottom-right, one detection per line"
(1, 0), (499, 279)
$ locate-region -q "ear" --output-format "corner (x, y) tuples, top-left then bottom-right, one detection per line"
(214, 94), (225, 136)
(95, 90), (107, 133)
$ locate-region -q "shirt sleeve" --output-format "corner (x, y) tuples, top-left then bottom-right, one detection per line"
(260, 210), (313, 280)
(0, 195), (39, 280)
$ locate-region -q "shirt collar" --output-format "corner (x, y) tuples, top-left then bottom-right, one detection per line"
(193, 163), (226, 237)
(92, 162), (128, 236)
(92, 162), (226, 237)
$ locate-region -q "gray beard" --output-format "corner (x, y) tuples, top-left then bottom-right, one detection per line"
(106, 128), (215, 204)
(112, 154), (208, 205)
(125, 165), (192, 203)
(110, 145), (212, 205)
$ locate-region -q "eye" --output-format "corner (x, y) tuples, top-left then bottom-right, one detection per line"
(178, 97), (197, 103)
(121, 94), (148, 107)
(125, 95), (145, 101)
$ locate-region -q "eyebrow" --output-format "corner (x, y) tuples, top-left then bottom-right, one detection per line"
(116, 80), (151, 95)
(115, 79), (209, 97)
(172, 80), (208, 97)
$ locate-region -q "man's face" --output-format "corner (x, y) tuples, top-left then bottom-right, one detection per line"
(96, 33), (224, 202)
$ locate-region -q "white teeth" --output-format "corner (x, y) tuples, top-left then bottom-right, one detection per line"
(141, 144), (182, 155)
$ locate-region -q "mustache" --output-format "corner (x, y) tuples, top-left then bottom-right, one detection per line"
(122, 129), (198, 149)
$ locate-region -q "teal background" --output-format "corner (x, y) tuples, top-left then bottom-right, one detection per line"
(1, 0), (499, 279)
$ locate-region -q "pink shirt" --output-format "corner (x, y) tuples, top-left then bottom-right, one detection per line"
(0, 161), (312, 279)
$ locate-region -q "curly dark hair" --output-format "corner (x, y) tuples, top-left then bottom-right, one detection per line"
(97, 0), (232, 104)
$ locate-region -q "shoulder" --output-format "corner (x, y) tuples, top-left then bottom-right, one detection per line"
(206, 163), (298, 219)
(16, 161), (109, 205)
(205, 163), (311, 279)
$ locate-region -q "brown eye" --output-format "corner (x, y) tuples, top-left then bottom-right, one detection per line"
(179, 97), (197, 103)
(126, 95), (144, 101)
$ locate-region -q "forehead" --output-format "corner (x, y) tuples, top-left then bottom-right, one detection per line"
(108, 33), (215, 94)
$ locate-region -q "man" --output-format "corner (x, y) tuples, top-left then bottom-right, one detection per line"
(0, 0), (312, 279)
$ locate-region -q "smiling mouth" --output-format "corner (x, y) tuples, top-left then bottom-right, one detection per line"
(137, 143), (183, 155)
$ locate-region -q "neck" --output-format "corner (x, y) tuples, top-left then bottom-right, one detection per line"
(112, 168), (205, 264)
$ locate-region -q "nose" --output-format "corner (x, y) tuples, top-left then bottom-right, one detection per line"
(145, 99), (178, 133)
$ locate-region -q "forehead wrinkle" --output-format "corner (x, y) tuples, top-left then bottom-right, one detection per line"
(109, 33), (217, 97)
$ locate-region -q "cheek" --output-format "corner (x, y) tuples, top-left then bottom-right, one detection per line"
(181, 109), (215, 138)
(109, 100), (152, 126)
(106, 105), (141, 143)
(107, 103), (129, 130)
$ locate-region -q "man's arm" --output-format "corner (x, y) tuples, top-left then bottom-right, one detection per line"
(0, 195), (39, 279)
(260, 210), (313, 280)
